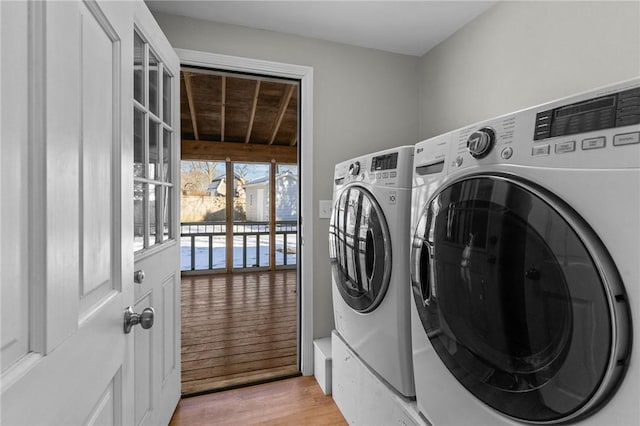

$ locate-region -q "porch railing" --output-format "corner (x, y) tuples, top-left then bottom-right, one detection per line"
(180, 220), (298, 272)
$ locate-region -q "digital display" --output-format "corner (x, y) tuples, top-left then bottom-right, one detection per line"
(554, 96), (616, 118)
(371, 153), (398, 171)
(534, 87), (640, 140)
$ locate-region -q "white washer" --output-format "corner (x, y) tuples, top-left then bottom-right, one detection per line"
(410, 79), (639, 425)
(329, 146), (415, 398)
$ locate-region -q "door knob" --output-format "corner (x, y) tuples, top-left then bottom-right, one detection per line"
(123, 306), (155, 334)
(134, 269), (145, 283)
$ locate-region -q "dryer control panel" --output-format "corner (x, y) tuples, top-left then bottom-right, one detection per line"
(333, 146), (414, 189)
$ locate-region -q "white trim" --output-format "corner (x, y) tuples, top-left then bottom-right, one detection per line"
(177, 48), (311, 81)
(175, 48), (315, 376)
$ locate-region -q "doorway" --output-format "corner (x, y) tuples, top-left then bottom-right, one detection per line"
(175, 49), (314, 379)
(178, 67), (301, 395)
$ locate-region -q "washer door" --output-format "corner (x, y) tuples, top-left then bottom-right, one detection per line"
(329, 185), (392, 313)
(411, 174), (630, 423)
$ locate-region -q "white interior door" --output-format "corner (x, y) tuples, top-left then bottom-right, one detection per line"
(0, 1), (180, 425)
(131, 3), (181, 426)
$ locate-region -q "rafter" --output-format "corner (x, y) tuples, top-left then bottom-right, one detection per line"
(221, 76), (226, 142)
(268, 84), (295, 145)
(183, 72), (200, 140)
(245, 80), (261, 143)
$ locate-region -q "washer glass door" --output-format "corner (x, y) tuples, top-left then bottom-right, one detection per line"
(329, 185), (392, 312)
(411, 175), (629, 423)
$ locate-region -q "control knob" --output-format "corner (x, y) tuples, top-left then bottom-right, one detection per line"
(467, 127), (496, 159)
(349, 161), (361, 176)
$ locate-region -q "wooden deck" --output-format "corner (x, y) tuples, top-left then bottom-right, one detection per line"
(181, 270), (299, 396)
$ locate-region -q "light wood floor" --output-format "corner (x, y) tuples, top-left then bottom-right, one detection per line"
(169, 376), (347, 426)
(181, 271), (299, 396)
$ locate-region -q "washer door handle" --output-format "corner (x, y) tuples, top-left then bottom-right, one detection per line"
(412, 237), (433, 305)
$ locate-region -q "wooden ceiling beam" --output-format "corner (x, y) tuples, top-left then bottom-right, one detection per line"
(221, 76), (226, 142)
(245, 80), (261, 143)
(268, 84), (295, 145)
(183, 72), (200, 140)
(182, 139), (297, 164)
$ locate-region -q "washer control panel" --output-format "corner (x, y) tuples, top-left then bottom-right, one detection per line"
(533, 86), (640, 141)
(448, 79), (640, 171)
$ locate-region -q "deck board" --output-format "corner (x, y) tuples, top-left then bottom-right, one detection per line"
(181, 271), (299, 395)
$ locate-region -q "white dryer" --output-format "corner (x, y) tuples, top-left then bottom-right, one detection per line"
(329, 146), (415, 398)
(410, 79), (639, 425)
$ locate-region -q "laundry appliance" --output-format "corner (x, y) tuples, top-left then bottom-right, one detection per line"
(410, 79), (639, 425)
(329, 146), (415, 397)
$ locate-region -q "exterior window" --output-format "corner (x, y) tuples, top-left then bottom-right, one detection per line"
(133, 30), (174, 252)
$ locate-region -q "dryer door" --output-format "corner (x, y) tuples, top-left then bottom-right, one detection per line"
(410, 174), (630, 423)
(329, 185), (392, 313)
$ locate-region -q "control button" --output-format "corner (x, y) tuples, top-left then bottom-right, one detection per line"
(613, 132), (640, 146)
(500, 147), (513, 160)
(534, 110), (553, 140)
(582, 137), (606, 150)
(382, 172), (389, 178)
(467, 127), (495, 158)
(390, 171), (397, 178)
(376, 172), (382, 179)
(348, 161), (361, 175)
(555, 141), (576, 154)
(454, 156), (464, 167)
(532, 145), (550, 156)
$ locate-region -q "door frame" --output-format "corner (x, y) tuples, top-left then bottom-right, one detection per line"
(176, 48), (314, 376)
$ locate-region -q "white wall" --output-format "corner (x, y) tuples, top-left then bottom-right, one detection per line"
(419, 1), (640, 139)
(151, 12), (420, 338)
(154, 0), (639, 342)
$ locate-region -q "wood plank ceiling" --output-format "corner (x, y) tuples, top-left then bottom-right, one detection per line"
(180, 68), (299, 163)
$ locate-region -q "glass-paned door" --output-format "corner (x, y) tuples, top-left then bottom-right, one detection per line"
(131, 17), (181, 426)
(0, 3), (181, 425)
(133, 31), (174, 252)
